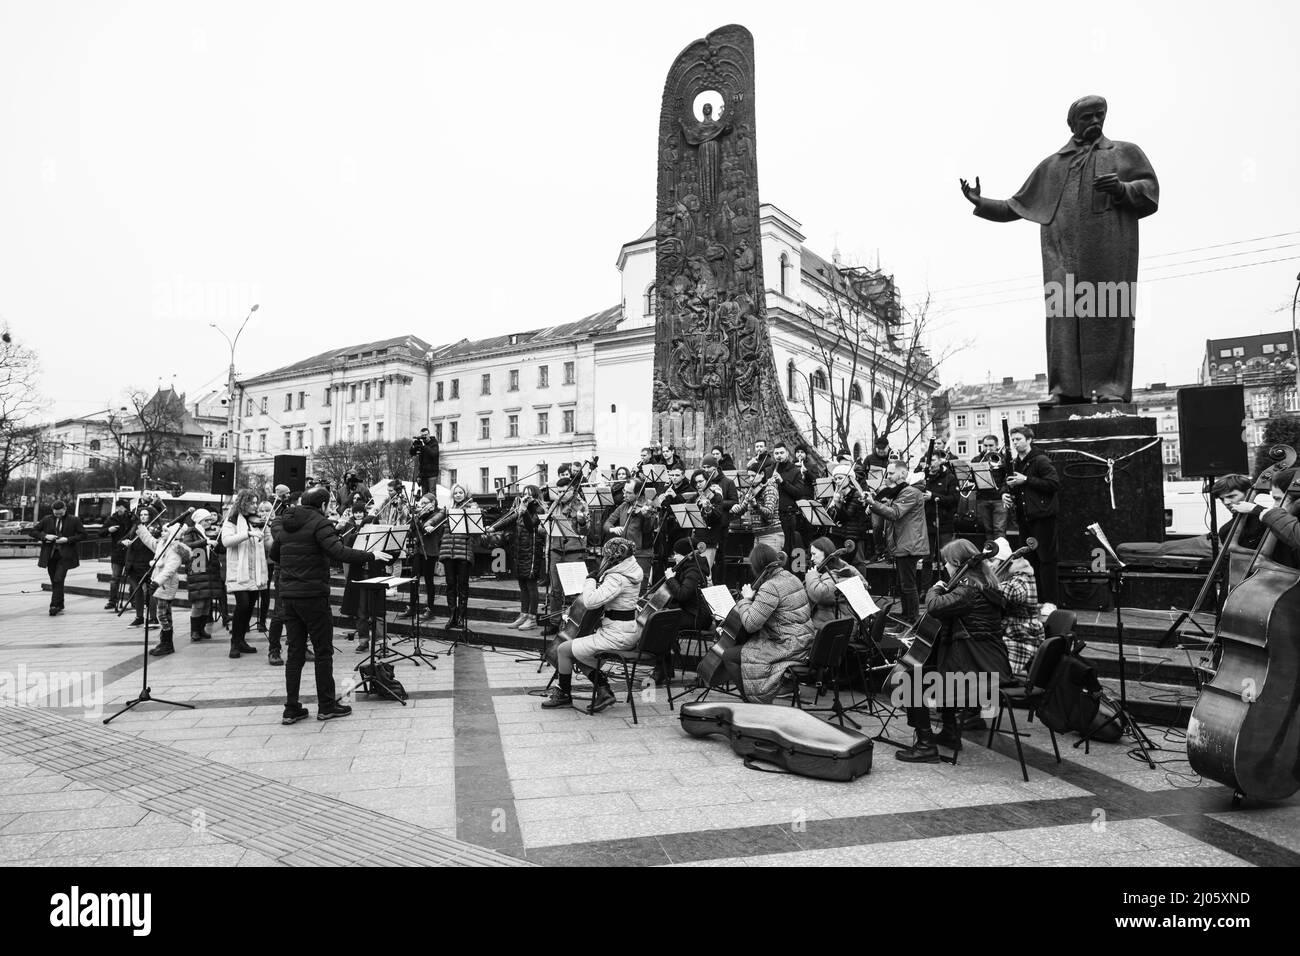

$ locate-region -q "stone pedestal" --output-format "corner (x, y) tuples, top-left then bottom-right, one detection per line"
(1032, 410), (1165, 570)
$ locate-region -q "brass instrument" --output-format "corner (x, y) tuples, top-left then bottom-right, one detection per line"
(486, 495), (523, 534)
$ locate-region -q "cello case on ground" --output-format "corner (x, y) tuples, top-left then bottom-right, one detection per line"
(679, 700), (873, 782)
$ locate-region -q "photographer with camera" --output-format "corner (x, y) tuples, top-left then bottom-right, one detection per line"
(409, 427), (440, 496)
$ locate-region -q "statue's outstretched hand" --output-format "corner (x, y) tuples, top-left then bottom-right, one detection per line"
(960, 176), (981, 205)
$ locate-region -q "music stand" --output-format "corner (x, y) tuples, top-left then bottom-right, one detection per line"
(104, 520), (195, 724)
(388, 514), (441, 667)
(354, 525), (408, 560)
(1078, 522), (1159, 767)
(813, 478), (837, 501)
(670, 502), (707, 540)
(441, 510), (486, 653)
(969, 461), (1000, 493)
(583, 487), (615, 509)
(642, 464), (667, 485)
(352, 576), (419, 700)
(797, 499), (835, 527)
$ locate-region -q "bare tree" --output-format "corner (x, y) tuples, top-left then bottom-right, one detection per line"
(106, 388), (195, 485)
(798, 273), (960, 462)
(0, 328), (48, 501)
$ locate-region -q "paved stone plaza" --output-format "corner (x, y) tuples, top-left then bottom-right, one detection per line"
(1, 561), (1298, 867)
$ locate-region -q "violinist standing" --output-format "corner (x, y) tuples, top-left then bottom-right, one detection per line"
(402, 491), (445, 624)
(700, 454), (739, 585)
(604, 477), (658, 597)
(541, 463), (592, 636)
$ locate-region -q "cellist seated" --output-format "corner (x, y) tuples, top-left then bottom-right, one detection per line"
(665, 538), (713, 630)
(1229, 466), (1300, 567)
(542, 537), (644, 713)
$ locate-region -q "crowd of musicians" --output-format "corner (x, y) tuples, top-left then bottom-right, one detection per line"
(31, 426), (1067, 755)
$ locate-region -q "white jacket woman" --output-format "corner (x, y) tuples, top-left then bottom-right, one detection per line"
(220, 490), (269, 660)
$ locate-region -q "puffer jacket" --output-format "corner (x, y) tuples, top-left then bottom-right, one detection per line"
(924, 581), (1011, 679)
(582, 555), (644, 646)
(581, 555), (644, 612)
(270, 505), (377, 600)
(439, 500), (482, 563)
(803, 560), (864, 632)
(867, 484), (929, 558)
(179, 528), (225, 601)
(221, 513), (269, 592)
(497, 501), (544, 580)
(136, 524), (192, 601)
(736, 564), (814, 703)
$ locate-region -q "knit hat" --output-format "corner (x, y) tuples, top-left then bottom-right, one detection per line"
(602, 536), (635, 564)
(302, 488), (331, 510)
(190, 509), (214, 526)
(673, 537), (694, 557)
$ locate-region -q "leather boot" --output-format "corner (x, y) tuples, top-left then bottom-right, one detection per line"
(149, 629), (174, 657)
(935, 716), (963, 751)
(895, 726), (940, 763)
(190, 618), (208, 642)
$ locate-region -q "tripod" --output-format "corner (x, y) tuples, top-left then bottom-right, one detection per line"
(104, 519), (194, 724)
(1076, 529), (1159, 767)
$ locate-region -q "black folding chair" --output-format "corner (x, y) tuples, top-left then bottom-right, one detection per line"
(785, 618), (858, 728)
(986, 620), (1072, 781)
(593, 609), (683, 724)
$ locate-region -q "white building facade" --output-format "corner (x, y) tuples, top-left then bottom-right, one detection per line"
(229, 205), (939, 488)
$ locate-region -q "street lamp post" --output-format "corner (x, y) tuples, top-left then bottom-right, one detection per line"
(210, 304), (259, 480)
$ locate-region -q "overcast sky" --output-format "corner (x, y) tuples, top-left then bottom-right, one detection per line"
(3, 0), (1298, 423)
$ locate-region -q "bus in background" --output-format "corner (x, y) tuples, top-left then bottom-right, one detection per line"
(75, 489), (227, 531)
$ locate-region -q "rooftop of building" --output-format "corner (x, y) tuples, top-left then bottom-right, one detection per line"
(243, 334), (438, 384)
(941, 375), (1049, 407)
(433, 305), (625, 363)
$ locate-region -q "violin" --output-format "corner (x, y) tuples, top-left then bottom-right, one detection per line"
(1188, 446), (1300, 801)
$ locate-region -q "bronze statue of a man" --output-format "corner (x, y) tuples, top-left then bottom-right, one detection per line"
(961, 95), (1159, 405)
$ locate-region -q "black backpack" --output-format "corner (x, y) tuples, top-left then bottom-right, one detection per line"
(1034, 638), (1122, 743)
(359, 660), (408, 702)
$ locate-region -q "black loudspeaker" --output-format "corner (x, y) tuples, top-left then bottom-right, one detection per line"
(273, 455), (307, 493)
(1033, 415), (1166, 568)
(210, 460), (235, 496)
(1177, 385), (1247, 478)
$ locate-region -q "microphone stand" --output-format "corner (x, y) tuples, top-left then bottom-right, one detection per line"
(1077, 523), (1159, 767)
(104, 519), (195, 724)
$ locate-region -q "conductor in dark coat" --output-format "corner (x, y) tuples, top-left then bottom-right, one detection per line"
(961, 95), (1159, 404)
(30, 501), (85, 615)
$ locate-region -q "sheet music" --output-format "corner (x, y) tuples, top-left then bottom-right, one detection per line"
(701, 585), (736, 621)
(834, 576), (879, 620)
(556, 560), (590, 597)
(970, 461), (1000, 491)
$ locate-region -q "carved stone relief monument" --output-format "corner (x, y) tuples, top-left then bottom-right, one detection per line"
(652, 24), (811, 460)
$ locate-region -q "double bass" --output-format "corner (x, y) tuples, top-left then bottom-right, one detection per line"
(1188, 464), (1300, 802)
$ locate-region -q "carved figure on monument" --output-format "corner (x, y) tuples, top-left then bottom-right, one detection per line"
(679, 100), (733, 210)
(652, 24), (816, 463)
(961, 95), (1159, 405)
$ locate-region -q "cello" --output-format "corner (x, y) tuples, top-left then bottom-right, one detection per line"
(1188, 463), (1300, 802)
